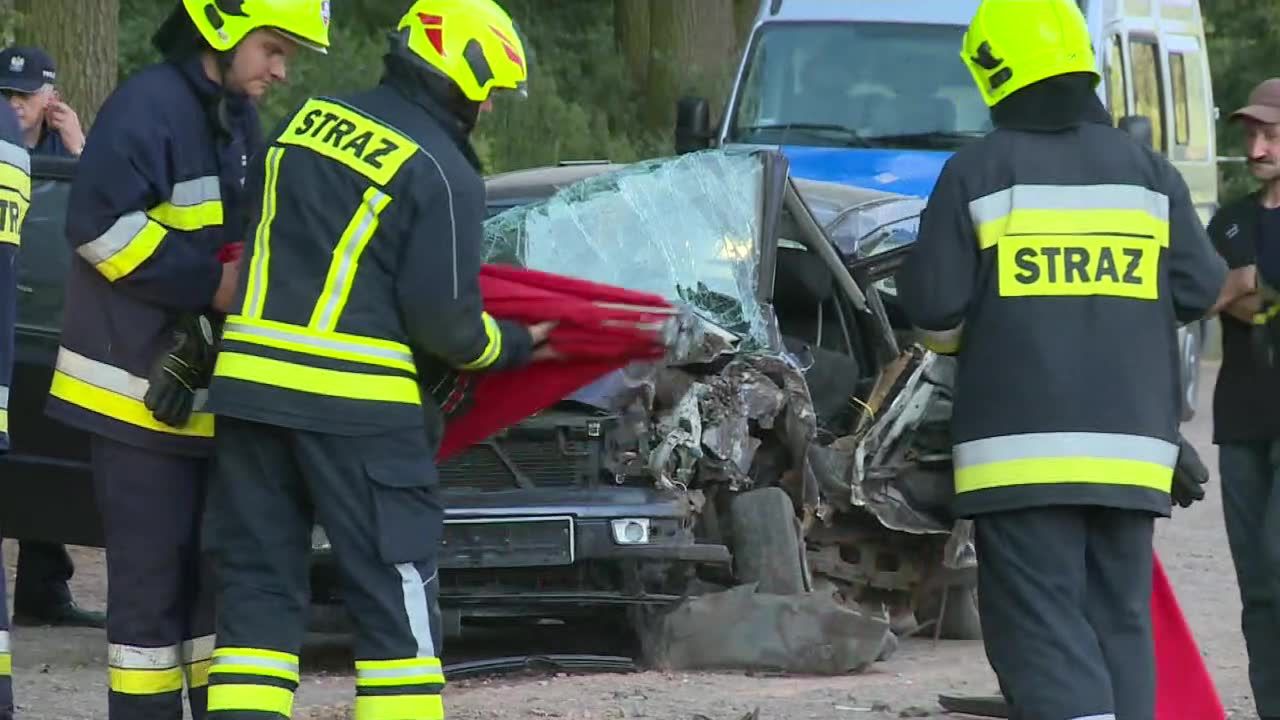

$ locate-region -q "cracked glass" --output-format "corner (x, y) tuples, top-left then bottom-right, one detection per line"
(482, 150), (768, 344)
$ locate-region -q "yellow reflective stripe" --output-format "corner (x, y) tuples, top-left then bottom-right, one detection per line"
(459, 312), (502, 371)
(50, 348), (215, 438)
(310, 187), (393, 332)
(146, 176), (223, 232)
(970, 184), (1171, 250)
(0, 187), (26, 246)
(212, 647), (298, 664)
(356, 672), (447, 688)
(210, 647), (301, 683)
(185, 660), (211, 689)
(243, 147), (285, 318)
(109, 666), (185, 695)
(355, 658), (444, 672)
(0, 409), (8, 435)
(222, 324), (416, 374)
(0, 653), (9, 677)
(917, 324), (962, 355)
(954, 432), (1178, 494)
(0, 164), (28, 200)
(77, 212), (169, 281)
(354, 693), (444, 720)
(213, 352), (421, 405)
(355, 657), (445, 687)
(277, 97), (420, 186)
(208, 683), (295, 715)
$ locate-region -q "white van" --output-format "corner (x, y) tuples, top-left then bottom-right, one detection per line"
(675, 0), (1219, 419)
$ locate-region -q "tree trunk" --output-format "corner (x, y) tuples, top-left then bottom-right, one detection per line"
(614, 0), (650, 90)
(732, 0), (758, 55)
(16, 0), (118, 128)
(644, 0), (737, 130)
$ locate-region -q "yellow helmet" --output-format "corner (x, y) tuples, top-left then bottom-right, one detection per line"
(182, 0), (332, 54)
(961, 0), (1100, 107)
(395, 0), (529, 104)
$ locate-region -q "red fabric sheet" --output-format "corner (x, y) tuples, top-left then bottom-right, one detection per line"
(1154, 552), (1225, 719)
(436, 264), (673, 461)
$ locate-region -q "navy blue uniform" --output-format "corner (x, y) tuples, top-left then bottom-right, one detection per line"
(0, 100), (32, 720)
(46, 54), (260, 720)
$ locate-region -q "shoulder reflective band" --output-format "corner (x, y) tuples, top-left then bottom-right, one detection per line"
(147, 175), (224, 232)
(309, 187), (394, 332)
(0, 139), (28, 247)
(969, 184), (1170, 300)
(242, 147), (286, 319)
(953, 431), (1179, 494)
(276, 97), (419, 186)
(108, 642), (185, 696)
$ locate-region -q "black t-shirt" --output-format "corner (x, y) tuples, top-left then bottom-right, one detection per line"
(1209, 192), (1280, 444)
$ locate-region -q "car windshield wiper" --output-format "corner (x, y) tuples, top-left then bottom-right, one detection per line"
(739, 123), (872, 147)
(864, 130), (987, 148)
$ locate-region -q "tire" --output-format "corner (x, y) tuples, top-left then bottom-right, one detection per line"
(728, 487), (807, 595)
(920, 583), (983, 640)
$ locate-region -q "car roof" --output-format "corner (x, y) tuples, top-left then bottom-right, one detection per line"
(754, 0), (976, 26)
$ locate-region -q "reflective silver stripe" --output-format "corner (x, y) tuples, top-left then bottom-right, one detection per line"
(357, 663), (442, 681)
(212, 654), (298, 674)
(169, 176), (221, 208)
(0, 630), (9, 653)
(224, 321), (414, 367)
(76, 211), (152, 266)
(955, 432), (1179, 469)
(396, 563), (438, 658)
(57, 347), (208, 410)
(182, 634), (216, 663)
(313, 190), (389, 330)
(109, 643), (181, 670)
(0, 139), (30, 174)
(1070, 715), (1117, 720)
(0, 385), (9, 410)
(969, 184), (1170, 226)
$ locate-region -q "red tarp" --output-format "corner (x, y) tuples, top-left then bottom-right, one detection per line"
(436, 263), (675, 461)
(1154, 552), (1225, 719)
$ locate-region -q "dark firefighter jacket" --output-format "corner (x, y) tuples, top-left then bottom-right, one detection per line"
(896, 74), (1228, 518)
(0, 104), (28, 452)
(204, 76), (533, 435)
(45, 55), (261, 457)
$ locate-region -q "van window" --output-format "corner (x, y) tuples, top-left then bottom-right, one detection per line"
(1105, 35), (1127, 126)
(727, 22), (991, 152)
(1129, 37), (1165, 152)
(1168, 46), (1211, 162)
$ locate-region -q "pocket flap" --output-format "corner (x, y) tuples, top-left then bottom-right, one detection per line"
(364, 455), (438, 489)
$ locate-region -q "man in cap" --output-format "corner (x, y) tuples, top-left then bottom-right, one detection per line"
(0, 47), (82, 158)
(0, 44), (99, 631)
(1205, 76), (1280, 720)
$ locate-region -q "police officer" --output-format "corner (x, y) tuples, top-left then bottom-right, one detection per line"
(43, 2), (330, 718)
(896, 1), (1228, 718)
(200, 1), (547, 717)
(0, 96), (30, 720)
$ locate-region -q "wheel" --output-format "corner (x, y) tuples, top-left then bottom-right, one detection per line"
(728, 487), (807, 595)
(919, 583), (983, 640)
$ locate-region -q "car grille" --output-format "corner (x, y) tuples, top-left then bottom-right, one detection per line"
(438, 416), (612, 492)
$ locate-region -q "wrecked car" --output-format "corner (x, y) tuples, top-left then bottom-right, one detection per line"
(357, 147), (977, 650)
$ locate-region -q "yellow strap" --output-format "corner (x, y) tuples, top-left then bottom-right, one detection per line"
(147, 199), (223, 232)
(213, 352), (421, 405)
(207, 683), (295, 716)
(95, 218), (168, 282)
(242, 147), (285, 318)
(354, 693), (444, 720)
(49, 370), (216, 438)
(109, 666), (185, 695)
(310, 186), (394, 332)
(954, 457), (1174, 495)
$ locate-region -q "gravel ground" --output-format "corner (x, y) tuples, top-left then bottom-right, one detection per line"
(2, 361), (1261, 719)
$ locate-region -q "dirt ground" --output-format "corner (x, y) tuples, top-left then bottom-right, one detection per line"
(2, 361), (1263, 719)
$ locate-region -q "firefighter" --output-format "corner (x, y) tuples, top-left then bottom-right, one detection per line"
(200, 1), (548, 717)
(0, 97), (29, 720)
(895, 1), (1229, 718)
(43, 2), (330, 718)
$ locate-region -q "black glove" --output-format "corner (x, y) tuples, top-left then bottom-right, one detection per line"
(144, 313), (217, 427)
(1171, 434), (1209, 509)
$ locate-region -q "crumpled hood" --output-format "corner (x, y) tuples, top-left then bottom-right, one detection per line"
(780, 146), (952, 199)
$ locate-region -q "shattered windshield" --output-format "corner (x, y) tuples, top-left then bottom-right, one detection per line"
(483, 150), (768, 344)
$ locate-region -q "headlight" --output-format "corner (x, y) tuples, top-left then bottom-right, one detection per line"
(610, 518), (651, 545)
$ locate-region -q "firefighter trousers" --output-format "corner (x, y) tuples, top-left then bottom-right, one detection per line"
(93, 435), (215, 720)
(974, 506), (1156, 720)
(203, 417), (446, 720)
(1, 542), (12, 720)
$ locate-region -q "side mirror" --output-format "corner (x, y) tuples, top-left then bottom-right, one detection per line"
(1118, 115), (1154, 150)
(675, 96), (713, 155)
